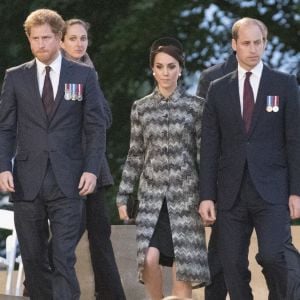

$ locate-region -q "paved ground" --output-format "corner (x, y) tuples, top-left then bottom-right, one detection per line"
(0, 226), (300, 299)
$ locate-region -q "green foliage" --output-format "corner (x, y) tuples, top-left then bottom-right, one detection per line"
(0, 0), (299, 223)
(292, 219), (300, 226)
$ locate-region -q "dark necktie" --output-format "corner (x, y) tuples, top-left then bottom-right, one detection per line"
(243, 71), (255, 132)
(42, 66), (54, 117)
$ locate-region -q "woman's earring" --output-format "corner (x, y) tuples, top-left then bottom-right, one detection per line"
(179, 73), (182, 77)
(153, 72), (156, 76)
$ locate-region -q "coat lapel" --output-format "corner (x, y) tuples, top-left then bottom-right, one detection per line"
(48, 58), (72, 122)
(24, 60), (48, 124)
(248, 65), (270, 137)
(228, 71), (245, 133)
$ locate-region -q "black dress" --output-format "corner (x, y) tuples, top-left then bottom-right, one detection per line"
(149, 199), (175, 267)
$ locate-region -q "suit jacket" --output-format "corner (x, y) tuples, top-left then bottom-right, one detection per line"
(197, 53), (237, 98)
(0, 57), (106, 201)
(62, 50), (114, 188)
(199, 64), (300, 209)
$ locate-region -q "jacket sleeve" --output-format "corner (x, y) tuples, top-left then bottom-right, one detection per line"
(116, 101), (144, 207)
(195, 97), (205, 197)
(94, 68), (112, 129)
(103, 97), (112, 129)
(199, 82), (221, 202)
(82, 68), (106, 177)
(285, 75), (300, 195)
(0, 70), (17, 172)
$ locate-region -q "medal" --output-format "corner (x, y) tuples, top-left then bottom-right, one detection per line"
(77, 84), (83, 101)
(64, 83), (84, 101)
(71, 84), (77, 100)
(64, 83), (71, 100)
(266, 96), (273, 112)
(272, 96), (279, 112)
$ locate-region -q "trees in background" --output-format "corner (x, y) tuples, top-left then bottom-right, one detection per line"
(0, 0), (299, 222)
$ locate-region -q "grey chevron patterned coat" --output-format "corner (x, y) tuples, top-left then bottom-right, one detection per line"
(117, 87), (210, 285)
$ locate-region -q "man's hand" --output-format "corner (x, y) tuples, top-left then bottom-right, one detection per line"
(0, 171), (15, 193)
(199, 200), (216, 226)
(289, 195), (300, 220)
(78, 172), (97, 196)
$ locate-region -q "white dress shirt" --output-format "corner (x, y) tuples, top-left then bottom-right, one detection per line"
(238, 60), (263, 115)
(36, 52), (62, 99)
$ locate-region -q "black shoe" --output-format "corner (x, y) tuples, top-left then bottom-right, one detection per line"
(23, 286), (30, 297)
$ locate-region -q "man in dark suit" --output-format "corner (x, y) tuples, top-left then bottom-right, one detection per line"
(198, 53), (300, 300)
(197, 52), (238, 300)
(0, 9), (106, 300)
(199, 17), (300, 300)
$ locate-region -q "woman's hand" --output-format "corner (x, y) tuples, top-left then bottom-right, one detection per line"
(118, 205), (136, 224)
(289, 195), (300, 219)
(118, 205), (129, 221)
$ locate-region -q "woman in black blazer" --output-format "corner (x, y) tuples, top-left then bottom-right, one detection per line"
(61, 19), (125, 300)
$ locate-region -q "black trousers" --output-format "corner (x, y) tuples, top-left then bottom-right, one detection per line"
(205, 227), (300, 300)
(47, 186), (126, 299)
(217, 169), (290, 300)
(14, 164), (82, 300)
(83, 187), (126, 300)
(281, 238), (300, 299)
(204, 223), (250, 300)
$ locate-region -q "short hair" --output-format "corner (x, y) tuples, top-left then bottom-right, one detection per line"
(149, 37), (185, 68)
(24, 8), (64, 36)
(62, 19), (90, 41)
(232, 17), (268, 42)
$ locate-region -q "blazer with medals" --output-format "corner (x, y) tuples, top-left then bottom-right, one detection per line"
(0, 57), (106, 201)
(199, 64), (300, 209)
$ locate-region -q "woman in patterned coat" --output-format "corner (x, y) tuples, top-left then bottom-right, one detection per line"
(117, 37), (210, 299)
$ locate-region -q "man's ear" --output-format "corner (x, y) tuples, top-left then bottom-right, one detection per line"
(263, 39), (268, 50)
(232, 38), (237, 52)
(60, 40), (64, 49)
(56, 31), (62, 41)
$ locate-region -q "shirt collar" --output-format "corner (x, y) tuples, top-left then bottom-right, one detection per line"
(152, 85), (183, 102)
(238, 60), (263, 80)
(36, 52), (62, 76)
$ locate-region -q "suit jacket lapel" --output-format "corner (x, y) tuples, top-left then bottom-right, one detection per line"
(24, 60), (48, 124)
(228, 71), (245, 134)
(48, 58), (72, 122)
(248, 65), (269, 137)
